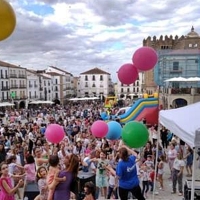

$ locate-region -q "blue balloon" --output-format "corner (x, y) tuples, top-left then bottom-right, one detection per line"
(106, 121), (122, 140)
(101, 112), (108, 120)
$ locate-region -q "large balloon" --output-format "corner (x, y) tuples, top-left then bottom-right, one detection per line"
(0, 0), (16, 41)
(106, 121), (122, 140)
(122, 121), (149, 148)
(132, 47), (158, 71)
(91, 120), (108, 138)
(45, 124), (65, 144)
(117, 63), (138, 85)
(100, 112), (108, 120)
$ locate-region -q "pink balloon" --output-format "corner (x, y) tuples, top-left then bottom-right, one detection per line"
(91, 120), (108, 138)
(117, 63), (138, 85)
(45, 124), (65, 144)
(132, 47), (158, 71)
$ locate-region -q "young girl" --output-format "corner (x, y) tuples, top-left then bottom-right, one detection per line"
(83, 181), (95, 200)
(36, 166), (49, 200)
(7, 155), (26, 199)
(140, 165), (149, 198)
(0, 162), (24, 200)
(157, 155), (165, 190)
(184, 146), (193, 177)
(24, 154), (36, 183)
(47, 155), (66, 200)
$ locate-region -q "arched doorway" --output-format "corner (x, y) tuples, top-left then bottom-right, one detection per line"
(53, 99), (60, 105)
(172, 98), (188, 108)
(19, 101), (25, 109)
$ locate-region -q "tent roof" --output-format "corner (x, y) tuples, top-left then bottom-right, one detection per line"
(159, 102), (200, 148)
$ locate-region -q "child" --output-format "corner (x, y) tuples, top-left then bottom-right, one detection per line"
(36, 166), (49, 200)
(95, 150), (109, 199)
(140, 165), (149, 198)
(148, 166), (155, 192)
(24, 154), (36, 183)
(83, 181), (95, 200)
(184, 146), (193, 177)
(157, 155), (165, 190)
(107, 170), (118, 199)
(0, 162), (24, 200)
(144, 155), (154, 170)
(47, 155), (66, 200)
(7, 155), (26, 199)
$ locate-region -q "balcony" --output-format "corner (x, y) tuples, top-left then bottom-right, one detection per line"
(1, 86), (9, 91)
(10, 85), (18, 89)
(10, 74), (17, 78)
(18, 74), (26, 78)
(12, 96), (27, 100)
(0, 75), (9, 79)
(19, 85), (26, 89)
(169, 70), (182, 74)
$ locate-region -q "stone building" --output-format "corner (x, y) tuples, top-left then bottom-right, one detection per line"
(143, 26), (200, 93)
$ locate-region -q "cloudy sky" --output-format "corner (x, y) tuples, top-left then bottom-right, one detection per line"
(1, 0), (200, 81)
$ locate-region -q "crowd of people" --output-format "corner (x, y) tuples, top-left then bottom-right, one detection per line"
(0, 101), (199, 200)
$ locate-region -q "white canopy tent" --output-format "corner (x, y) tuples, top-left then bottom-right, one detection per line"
(159, 103), (200, 200)
(186, 77), (200, 82)
(0, 102), (15, 107)
(164, 77), (188, 82)
(29, 100), (54, 104)
(69, 97), (99, 101)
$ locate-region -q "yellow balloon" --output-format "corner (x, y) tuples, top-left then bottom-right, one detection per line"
(0, 0), (16, 41)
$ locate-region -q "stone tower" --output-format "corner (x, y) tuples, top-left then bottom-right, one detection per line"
(143, 26), (200, 93)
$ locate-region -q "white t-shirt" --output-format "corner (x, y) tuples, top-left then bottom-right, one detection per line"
(173, 158), (185, 170)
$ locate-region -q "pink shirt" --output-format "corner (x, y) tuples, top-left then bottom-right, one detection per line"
(24, 163), (36, 182)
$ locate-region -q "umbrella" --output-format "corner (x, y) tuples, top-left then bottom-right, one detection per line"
(164, 77), (188, 82)
(186, 77), (200, 82)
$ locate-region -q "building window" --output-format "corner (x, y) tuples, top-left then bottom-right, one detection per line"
(121, 88), (123, 93)
(55, 79), (58, 84)
(194, 44), (198, 48)
(127, 88), (130, 93)
(189, 44), (192, 48)
(137, 81), (139, 86)
(92, 75), (95, 81)
(85, 83), (88, 87)
(100, 75), (103, 81)
(133, 88), (135, 92)
(85, 75), (88, 81)
(173, 62), (179, 70)
(121, 83), (124, 86)
(92, 83), (96, 87)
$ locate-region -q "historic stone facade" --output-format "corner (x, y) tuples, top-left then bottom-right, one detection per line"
(143, 26), (200, 93)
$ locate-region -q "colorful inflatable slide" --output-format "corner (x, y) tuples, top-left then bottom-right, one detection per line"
(119, 98), (159, 125)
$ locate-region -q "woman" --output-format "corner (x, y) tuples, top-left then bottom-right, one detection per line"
(166, 143), (177, 178)
(107, 145), (145, 200)
(0, 162), (24, 200)
(34, 147), (49, 170)
(53, 154), (79, 200)
(171, 152), (185, 196)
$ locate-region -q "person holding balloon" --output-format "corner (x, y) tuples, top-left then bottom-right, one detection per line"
(106, 145), (145, 200)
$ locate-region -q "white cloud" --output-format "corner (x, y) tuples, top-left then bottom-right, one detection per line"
(2, 0), (200, 82)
